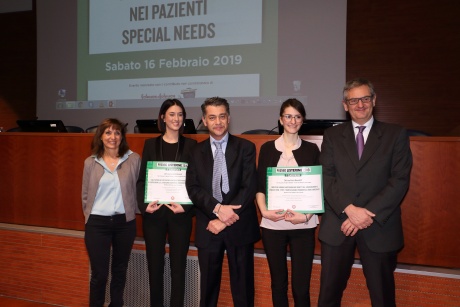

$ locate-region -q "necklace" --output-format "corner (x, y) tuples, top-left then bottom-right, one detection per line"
(160, 135), (180, 161)
(282, 134), (298, 149)
(281, 152), (295, 161)
(104, 155), (119, 167)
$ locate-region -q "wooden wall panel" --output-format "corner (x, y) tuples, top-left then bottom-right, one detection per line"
(0, 133), (459, 268)
(0, 8), (36, 131)
(398, 138), (460, 266)
(346, 1), (460, 136)
(0, 229), (89, 306)
(1, 133), (90, 229)
(1, 227), (460, 307)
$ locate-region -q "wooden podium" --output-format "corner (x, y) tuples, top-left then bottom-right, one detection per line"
(0, 133), (459, 268)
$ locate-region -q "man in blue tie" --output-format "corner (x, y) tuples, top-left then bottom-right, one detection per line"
(186, 97), (260, 307)
(318, 78), (413, 307)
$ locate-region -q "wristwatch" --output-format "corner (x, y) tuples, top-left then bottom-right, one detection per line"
(213, 204), (222, 217)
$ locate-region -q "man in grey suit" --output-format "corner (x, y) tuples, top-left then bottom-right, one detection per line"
(318, 78), (412, 307)
(186, 97), (260, 307)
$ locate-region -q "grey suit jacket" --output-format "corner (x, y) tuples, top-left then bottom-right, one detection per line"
(318, 120), (412, 252)
(82, 151), (141, 223)
(186, 134), (260, 248)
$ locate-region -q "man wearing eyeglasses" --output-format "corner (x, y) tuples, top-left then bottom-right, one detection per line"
(318, 78), (413, 307)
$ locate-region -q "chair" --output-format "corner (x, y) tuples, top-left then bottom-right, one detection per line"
(65, 126), (84, 133)
(241, 129), (275, 135)
(196, 120), (209, 134)
(407, 129), (430, 136)
(85, 125), (98, 133)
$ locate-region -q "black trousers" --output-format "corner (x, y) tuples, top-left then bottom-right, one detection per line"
(84, 214), (136, 307)
(142, 206), (193, 307)
(318, 234), (398, 307)
(262, 227), (316, 307)
(198, 232), (255, 307)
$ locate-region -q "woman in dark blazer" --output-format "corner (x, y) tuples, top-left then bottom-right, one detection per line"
(136, 99), (197, 307)
(256, 99), (320, 307)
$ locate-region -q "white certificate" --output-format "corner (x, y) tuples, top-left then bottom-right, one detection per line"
(266, 165), (324, 213)
(144, 161), (192, 204)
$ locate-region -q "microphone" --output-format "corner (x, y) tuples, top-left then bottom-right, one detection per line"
(196, 119), (203, 129)
(268, 125), (278, 135)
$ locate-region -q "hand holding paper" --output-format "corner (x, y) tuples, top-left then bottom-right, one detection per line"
(145, 201), (162, 213)
(164, 202), (185, 214)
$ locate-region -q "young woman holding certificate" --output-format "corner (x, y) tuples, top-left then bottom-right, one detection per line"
(136, 99), (197, 307)
(82, 118), (141, 307)
(256, 99), (320, 307)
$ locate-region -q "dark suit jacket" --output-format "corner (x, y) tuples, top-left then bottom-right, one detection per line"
(318, 120), (412, 252)
(186, 134), (261, 248)
(136, 135), (197, 214)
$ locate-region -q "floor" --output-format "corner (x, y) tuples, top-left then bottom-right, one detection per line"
(0, 296), (54, 307)
(2, 264), (460, 307)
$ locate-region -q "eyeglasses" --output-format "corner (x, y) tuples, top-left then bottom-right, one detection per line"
(345, 95), (373, 105)
(282, 114), (303, 122)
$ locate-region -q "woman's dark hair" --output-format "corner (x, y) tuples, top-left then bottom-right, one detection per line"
(91, 118), (129, 158)
(157, 99), (187, 134)
(279, 98), (307, 120)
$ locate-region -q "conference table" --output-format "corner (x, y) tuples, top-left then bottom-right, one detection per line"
(0, 132), (459, 268)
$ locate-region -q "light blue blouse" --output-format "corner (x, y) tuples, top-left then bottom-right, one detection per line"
(90, 152), (131, 216)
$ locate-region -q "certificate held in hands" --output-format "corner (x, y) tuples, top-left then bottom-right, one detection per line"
(144, 161), (193, 204)
(266, 165), (324, 213)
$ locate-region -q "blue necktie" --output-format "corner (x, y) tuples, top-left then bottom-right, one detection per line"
(212, 141), (229, 202)
(356, 126), (366, 159)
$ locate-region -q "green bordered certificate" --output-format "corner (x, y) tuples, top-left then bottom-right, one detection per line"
(144, 161), (192, 204)
(266, 165), (324, 213)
